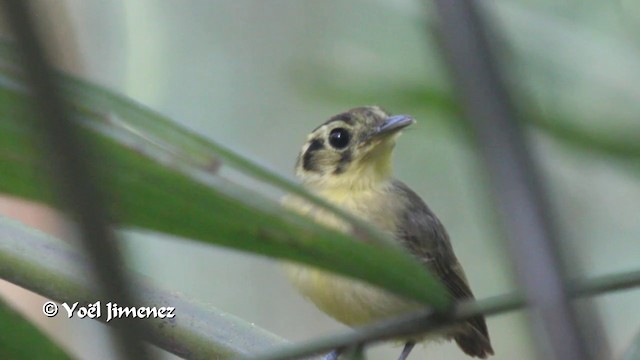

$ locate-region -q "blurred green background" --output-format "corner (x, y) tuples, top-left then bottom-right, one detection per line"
(1, 0), (639, 359)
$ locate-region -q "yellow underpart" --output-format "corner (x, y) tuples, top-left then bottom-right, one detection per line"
(283, 167), (422, 326)
(284, 263), (422, 326)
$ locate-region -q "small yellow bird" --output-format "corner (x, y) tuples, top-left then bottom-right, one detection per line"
(284, 106), (493, 359)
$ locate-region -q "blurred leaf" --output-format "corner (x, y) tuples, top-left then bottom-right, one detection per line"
(0, 43), (451, 310)
(292, 61), (640, 162)
(0, 300), (71, 360)
(289, 2), (640, 163)
(0, 215), (286, 359)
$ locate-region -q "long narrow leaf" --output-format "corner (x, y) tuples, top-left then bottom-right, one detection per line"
(0, 46), (451, 309)
(0, 41), (401, 250)
(0, 215), (286, 359)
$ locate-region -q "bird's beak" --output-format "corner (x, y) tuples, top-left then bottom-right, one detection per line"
(372, 115), (415, 138)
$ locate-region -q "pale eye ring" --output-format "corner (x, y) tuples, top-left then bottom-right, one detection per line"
(328, 128), (351, 149)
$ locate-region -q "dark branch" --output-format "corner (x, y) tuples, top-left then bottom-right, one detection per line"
(0, 1), (150, 359)
(430, 1), (595, 359)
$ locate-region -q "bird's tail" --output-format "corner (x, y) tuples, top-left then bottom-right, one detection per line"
(454, 320), (495, 359)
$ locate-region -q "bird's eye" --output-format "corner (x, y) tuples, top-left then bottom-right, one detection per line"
(328, 128), (351, 149)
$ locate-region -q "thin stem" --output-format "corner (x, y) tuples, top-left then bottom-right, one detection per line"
(244, 268), (640, 360)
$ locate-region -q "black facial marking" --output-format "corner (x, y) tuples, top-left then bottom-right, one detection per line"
(302, 138), (325, 172)
(311, 114), (353, 133)
(334, 150), (352, 174)
(326, 113), (355, 126)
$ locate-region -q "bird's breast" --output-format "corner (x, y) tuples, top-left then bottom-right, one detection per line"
(318, 185), (404, 234)
(283, 183), (419, 326)
(284, 263), (421, 326)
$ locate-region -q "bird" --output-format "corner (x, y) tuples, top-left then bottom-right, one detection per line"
(283, 106), (494, 359)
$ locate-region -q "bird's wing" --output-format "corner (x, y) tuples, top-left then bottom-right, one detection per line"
(389, 180), (460, 279)
(391, 180), (493, 357)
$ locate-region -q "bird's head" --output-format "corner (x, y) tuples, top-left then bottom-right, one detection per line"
(295, 106), (414, 190)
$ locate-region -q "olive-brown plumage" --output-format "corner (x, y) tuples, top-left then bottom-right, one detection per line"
(284, 106), (493, 358)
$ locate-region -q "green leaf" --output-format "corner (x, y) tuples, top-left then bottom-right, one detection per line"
(0, 42), (451, 310)
(0, 300), (72, 360)
(0, 215), (286, 358)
